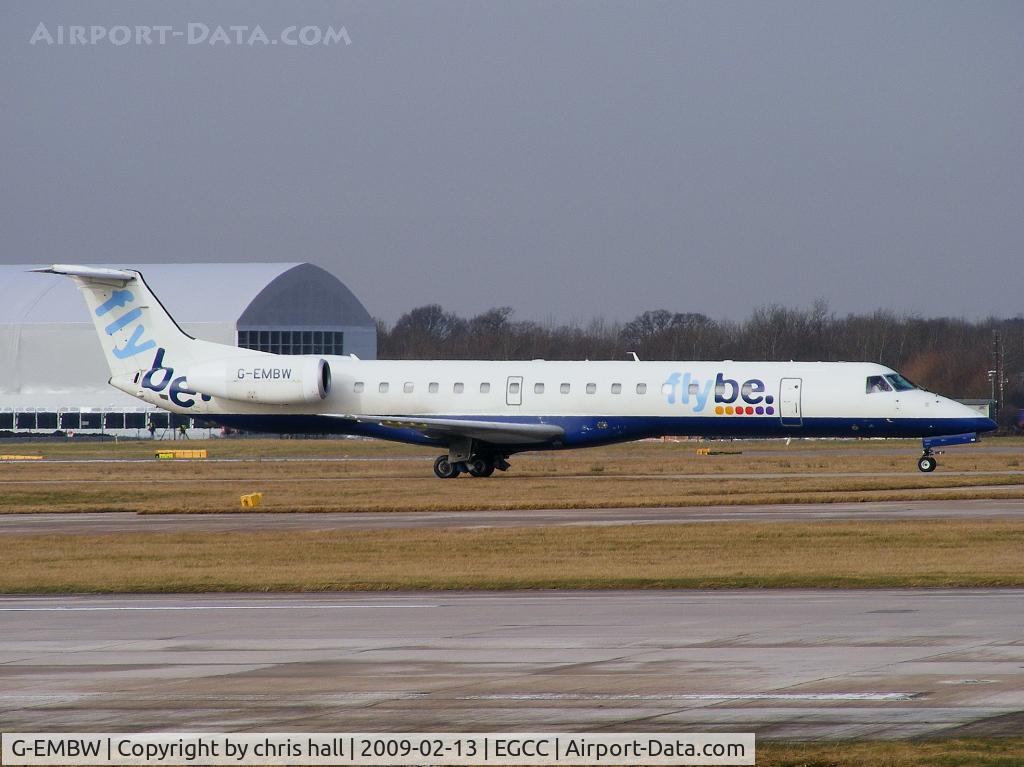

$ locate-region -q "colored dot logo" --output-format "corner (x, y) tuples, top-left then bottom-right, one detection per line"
(715, 404), (775, 415)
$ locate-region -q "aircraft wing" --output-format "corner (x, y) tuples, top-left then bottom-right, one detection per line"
(336, 414), (564, 445)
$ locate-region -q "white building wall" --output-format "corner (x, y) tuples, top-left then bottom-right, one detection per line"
(0, 321), (233, 411)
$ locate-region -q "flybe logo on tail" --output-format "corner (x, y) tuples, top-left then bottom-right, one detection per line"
(663, 372), (775, 415)
(95, 289), (156, 359)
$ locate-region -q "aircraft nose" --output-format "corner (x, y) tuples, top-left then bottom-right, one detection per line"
(958, 403), (997, 433)
(947, 398), (997, 433)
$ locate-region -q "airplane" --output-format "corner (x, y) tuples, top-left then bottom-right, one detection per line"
(39, 264), (997, 478)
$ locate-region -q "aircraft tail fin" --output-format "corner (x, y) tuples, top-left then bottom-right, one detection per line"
(34, 264), (200, 379)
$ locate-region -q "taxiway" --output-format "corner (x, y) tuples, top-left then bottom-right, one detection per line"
(1, 498), (1022, 535)
(2, 590), (1022, 739)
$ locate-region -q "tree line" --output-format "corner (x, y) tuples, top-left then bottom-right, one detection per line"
(376, 302), (1024, 428)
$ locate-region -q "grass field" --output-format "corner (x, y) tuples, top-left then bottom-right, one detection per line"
(3, 437), (1023, 591)
(3, 519), (1022, 593)
(757, 738), (1024, 766)
(0, 437), (1022, 514)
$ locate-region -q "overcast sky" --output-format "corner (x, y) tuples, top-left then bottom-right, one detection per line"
(2, 1), (1022, 324)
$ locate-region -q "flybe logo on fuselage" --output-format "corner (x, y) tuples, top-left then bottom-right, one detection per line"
(663, 372), (776, 415)
(94, 289), (156, 359)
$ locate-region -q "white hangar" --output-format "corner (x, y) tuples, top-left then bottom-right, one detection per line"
(0, 263), (376, 434)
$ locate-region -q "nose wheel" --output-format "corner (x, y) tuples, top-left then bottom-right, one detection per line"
(917, 451), (937, 472)
(917, 432), (982, 473)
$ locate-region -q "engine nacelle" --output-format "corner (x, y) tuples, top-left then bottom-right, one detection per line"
(186, 356), (331, 405)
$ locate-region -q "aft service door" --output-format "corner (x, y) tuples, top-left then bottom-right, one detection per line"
(506, 376), (523, 406)
(779, 377), (802, 427)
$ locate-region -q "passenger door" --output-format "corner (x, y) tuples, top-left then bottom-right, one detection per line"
(506, 376), (523, 406)
(779, 378), (802, 427)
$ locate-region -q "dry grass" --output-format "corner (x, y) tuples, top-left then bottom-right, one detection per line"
(8, 434), (1024, 463)
(3, 520), (1022, 593)
(0, 438), (1022, 514)
(758, 738), (1024, 766)
(3, 474), (1024, 515)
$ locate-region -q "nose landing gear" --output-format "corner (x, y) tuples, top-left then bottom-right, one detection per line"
(917, 450), (937, 473)
(916, 432), (982, 472)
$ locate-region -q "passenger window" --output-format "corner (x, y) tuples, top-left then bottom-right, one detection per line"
(661, 382), (673, 396)
(403, 382), (414, 393)
(611, 383), (622, 394)
(586, 383), (596, 394)
(379, 382), (389, 394)
(353, 382), (364, 393)
(480, 382), (491, 394)
(636, 383), (647, 395)
(454, 382), (464, 394)
(689, 383), (700, 395)
(866, 376), (892, 394)
(534, 383), (545, 394)
(509, 382), (520, 394)
(560, 383), (570, 394)
(428, 382), (439, 393)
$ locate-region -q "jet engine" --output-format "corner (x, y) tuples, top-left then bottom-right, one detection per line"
(186, 356), (331, 405)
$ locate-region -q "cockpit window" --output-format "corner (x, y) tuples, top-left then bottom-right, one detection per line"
(866, 375), (892, 393)
(885, 374), (917, 392)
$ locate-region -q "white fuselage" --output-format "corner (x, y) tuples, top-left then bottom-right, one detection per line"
(40, 263), (996, 463)
(127, 356), (992, 448)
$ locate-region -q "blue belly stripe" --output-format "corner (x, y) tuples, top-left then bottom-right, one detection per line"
(204, 414), (997, 452)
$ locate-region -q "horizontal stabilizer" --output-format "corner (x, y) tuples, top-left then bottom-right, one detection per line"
(32, 264), (136, 284)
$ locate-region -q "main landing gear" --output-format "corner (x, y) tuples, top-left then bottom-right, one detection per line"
(433, 437), (510, 479)
(433, 453), (510, 479)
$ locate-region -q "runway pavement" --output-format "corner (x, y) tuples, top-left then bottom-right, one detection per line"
(1, 590), (1022, 739)
(1, 498), (1023, 535)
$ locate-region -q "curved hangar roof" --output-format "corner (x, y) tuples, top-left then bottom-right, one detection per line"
(1, 262), (374, 328)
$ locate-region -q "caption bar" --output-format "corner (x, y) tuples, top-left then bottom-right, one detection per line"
(2, 732), (754, 765)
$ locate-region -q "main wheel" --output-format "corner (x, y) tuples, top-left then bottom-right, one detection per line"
(433, 455), (461, 479)
(468, 456), (496, 477)
(917, 455), (937, 473)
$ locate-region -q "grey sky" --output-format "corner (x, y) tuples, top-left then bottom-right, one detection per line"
(2, 1), (1022, 324)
